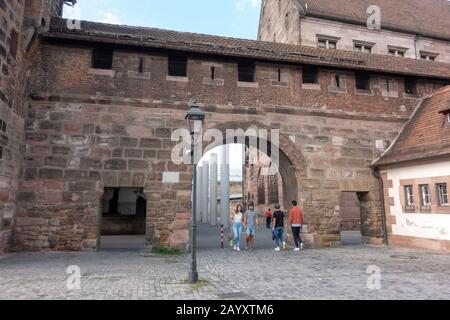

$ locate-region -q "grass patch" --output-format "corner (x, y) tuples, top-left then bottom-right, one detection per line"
(180, 278), (211, 291)
(151, 246), (183, 256)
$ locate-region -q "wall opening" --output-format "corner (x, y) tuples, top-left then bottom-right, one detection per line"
(100, 187), (147, 250)
(339, 192), (363, 245)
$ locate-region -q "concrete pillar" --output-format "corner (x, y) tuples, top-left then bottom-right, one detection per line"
(220, 145), (230, 228)
(202, 161), (210, 224)
(196, 166), (202, 222)
(209, 154), (218, 226)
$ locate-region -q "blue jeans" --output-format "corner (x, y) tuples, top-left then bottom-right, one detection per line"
(274, 227), (284, 247)
(233, 223), (243, 247)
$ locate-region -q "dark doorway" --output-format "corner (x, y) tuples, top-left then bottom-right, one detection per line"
(100, 188), (147, 250)
(339, 192), (363, 245)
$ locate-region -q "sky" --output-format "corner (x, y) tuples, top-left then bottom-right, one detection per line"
(63, 0), (262, 40)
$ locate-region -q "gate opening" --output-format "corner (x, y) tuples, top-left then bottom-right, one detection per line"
(339, 192), (363, 245)
(100, 187), (147, 250)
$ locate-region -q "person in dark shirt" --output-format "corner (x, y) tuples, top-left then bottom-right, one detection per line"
(271, 204), (286, 251)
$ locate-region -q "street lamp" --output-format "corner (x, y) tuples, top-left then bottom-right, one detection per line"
(185, 104), (205, 284)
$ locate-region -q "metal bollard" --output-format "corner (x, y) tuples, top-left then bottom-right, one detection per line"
(221, 224), (224, 249)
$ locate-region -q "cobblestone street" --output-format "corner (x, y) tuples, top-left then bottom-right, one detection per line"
(1, 245), (450, 300)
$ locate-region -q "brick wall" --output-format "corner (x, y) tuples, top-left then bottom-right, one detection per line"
(11, 41), (421, 250)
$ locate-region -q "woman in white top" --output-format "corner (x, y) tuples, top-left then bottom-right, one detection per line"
(232, 204), (244, 251)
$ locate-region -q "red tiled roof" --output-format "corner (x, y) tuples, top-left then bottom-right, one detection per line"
(297, 0), (450, 40)
(373, 86), (450, 166)
(46, 18), (450, 80)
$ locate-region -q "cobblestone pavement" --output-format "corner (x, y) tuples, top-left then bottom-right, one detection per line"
(1, 245), (450, 300)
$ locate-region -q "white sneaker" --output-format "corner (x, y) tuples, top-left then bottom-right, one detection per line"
(283, 242), (287, 250)
(237, 247), (241, 252)
(300, 243), (305, 250)
(275, 247), (280, 251)
(233, 245), (237, 251)
(294, 248), (300, 252)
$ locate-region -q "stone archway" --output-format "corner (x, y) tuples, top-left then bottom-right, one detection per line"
(204, 121), (305, 212)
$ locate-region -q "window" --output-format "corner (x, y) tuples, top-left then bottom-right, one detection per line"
(405, 185), (415, 206)
(318, 38), (337, 50)
(335, 75), (342, 88)
(420, 52), (438, 61)
(302, 66), (318, 84)
(445, 112), (450, 125)
(388, 47), (407, 57)
(404, 78), (417, 95)
(9, 30), (19, 59)
(355, 72), (370, 91)
(92, 47), (114, 69)
(168, 55), (187, 77)
(420, 185), (431, 206)
(268, 174), (279, 204)
(210, 66), (215, 80)
(0, 119), (6, 133)
(437, 184), (449, 206)
(257, 175), (265, 205)
(138, 58), (144, 73)
(354, 42), (372, 53)
(238, 61), (255, 82)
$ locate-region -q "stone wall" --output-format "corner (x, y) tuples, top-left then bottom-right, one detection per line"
(258, 0), (300, 44)
(0, 0), (67, 255)
(8, 39), (423, 250)
(0, 0), (27, 255)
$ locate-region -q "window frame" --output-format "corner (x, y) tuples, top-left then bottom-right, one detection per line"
(420, 184), (431, 206)
(405, 185), (415, 206)
(388, 46), (408, 57)
(420, 51), (438, 61)
(317, 36), (339, 50)
(437, 183), (449, 206)
(353, 41), (373, 54)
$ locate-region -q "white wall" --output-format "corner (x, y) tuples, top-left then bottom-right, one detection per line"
(383, 161), (450, 241)
(300, 17), (450, 63)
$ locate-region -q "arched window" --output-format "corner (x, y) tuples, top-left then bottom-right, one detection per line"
(257, 174), (265, 205)
(269, 174), (279, 204)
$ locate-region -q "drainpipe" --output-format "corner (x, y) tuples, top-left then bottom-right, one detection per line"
(373, 167), (389, 245)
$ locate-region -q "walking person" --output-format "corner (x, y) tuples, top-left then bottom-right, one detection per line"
(290, 200), (305, 251)
(272, 204), (286, 251)
(265, 208), (272, 229)
(232, 204), (244, 251)
(244, 203), (260, 251)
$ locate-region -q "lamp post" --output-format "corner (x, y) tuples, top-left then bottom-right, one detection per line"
(186, 104), (205, 284)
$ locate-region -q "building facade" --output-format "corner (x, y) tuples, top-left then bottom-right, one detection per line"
(259, 0), (450, 63)
(373, 86), (450, 252)
(1, 1), (450, 254)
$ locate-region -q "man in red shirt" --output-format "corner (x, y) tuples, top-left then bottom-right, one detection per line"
(289, 200), (304, 251)
(265, 208), (272, 229)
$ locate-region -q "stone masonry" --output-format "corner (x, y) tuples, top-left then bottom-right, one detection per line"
(1, 2), (450, 254)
